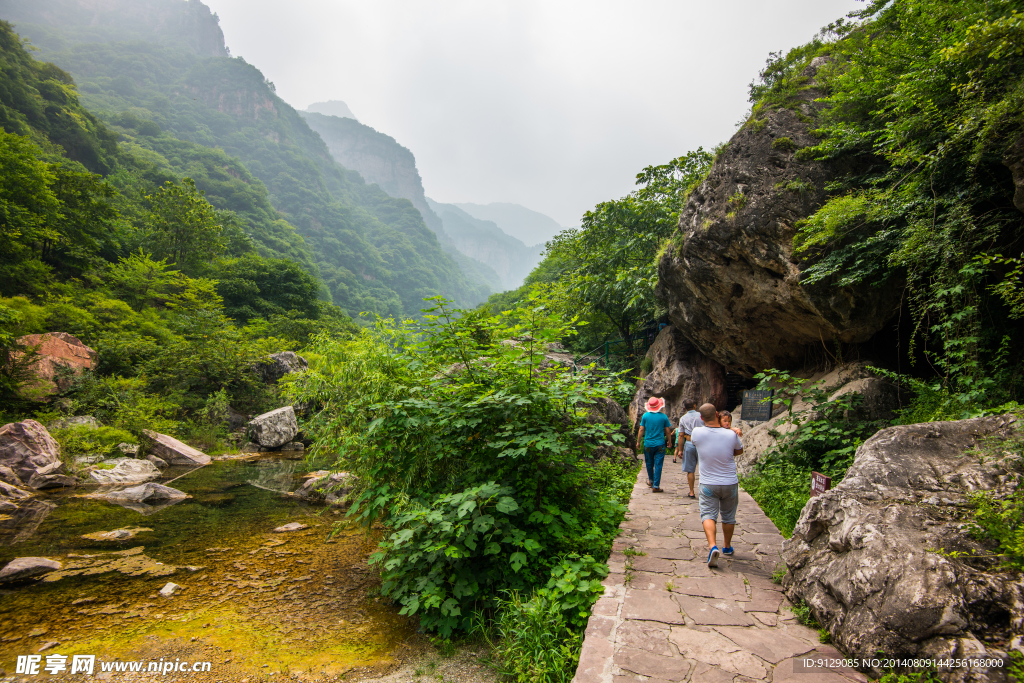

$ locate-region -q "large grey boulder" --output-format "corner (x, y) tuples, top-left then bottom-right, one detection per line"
(89, 458), (161, 485)
(247, 406), (298, 448)
(0, 557), (62, 583)
(0, 420), (62, 483)
(98, 483), (187, 504)
(654, 61), (901, 375)
(257, 351), (308, 384)
(628, 326), (727, 429)
(140, 430), (211, 466)
(90, 483), (188, 515)
(781, 415), (1021, 681)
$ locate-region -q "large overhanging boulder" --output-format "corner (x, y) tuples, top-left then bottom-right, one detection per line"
(628, 325), (726, 428)
(654, 61), (901, 375)
(256, 351), (309, 384)
(781, 415), (1022, 681)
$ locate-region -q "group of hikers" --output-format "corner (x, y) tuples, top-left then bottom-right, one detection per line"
(636, 397), (744, 568)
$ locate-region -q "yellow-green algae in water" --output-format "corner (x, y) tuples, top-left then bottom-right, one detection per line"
(0, 458), (415, 677)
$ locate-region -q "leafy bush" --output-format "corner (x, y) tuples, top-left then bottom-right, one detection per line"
(52, 424), (136, 461)
(483, 590), (581, 683)
(291, 294), (632, 636)
(740, 369), (888, 536)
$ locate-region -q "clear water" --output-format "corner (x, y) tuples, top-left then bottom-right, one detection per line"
(0, 457), (413, 679)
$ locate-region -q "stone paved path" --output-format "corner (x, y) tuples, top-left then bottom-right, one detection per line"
(573, 459), (869, 683)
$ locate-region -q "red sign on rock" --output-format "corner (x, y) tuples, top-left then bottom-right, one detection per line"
(811, 471), (832, 496)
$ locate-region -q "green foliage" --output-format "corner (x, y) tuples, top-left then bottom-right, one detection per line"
(51, 424), (135, 460)
(877, 670), (943, 683)
(482, 590), (581, 683)
(749, 0), (1024, 410)
(289, 294), (632, 636)
(966, 425), (1024, 570)
(22, 25), (490, 318)
(770, 136), (798, 152)
(545, 149), (712, 345)
(143, 178), (226, 274)
(740, 369), (887, 536)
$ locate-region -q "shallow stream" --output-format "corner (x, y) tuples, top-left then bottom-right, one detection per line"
(0, 456), (414, 680)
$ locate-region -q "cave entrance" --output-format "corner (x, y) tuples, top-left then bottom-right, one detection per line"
(724, 372), (757, 411)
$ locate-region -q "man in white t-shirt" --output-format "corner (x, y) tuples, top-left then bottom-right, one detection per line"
(690, 403), (743, 568)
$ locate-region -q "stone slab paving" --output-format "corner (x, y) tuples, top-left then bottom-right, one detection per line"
(573, 460), (869, 683)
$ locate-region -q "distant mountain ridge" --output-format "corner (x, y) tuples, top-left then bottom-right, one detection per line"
(454, 202), (566, 247)
(300, 110), (547, 291)
(2, 0), (495, 316)
(0, 0), (229, 57)
(306, 100), (357, 120)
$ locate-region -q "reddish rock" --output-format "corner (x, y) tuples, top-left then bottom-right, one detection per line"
(16, 333), (97, 397)
(0, 420), (62, 483)
(141, 431), (211, 466)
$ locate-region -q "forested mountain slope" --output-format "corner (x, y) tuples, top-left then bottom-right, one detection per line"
(302, 109), (543, 291)
(2, 0), (491, 316)
(454, 201), (565, 247)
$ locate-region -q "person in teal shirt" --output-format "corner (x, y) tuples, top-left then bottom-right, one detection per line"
(638, 396), (672, 492)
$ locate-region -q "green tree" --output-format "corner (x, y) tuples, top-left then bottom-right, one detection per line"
(145, 178), (226, 274)
(546, 149), (712, 346)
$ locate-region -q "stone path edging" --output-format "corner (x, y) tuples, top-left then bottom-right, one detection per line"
(573, 460), (869, 682)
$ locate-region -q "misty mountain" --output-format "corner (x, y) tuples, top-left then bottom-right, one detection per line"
(301, 109), (544, 291)
(0, 0), (228, 57)
(1, 0), (494, 316)
(454, 202), (566, 247)
(427, 200), (544, 292)
(306, 100), (357, 120)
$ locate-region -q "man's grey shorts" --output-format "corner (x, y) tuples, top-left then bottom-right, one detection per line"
(699, 483), (739, 524)
(681, 441), (698, 473)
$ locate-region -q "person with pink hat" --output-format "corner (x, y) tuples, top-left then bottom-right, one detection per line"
(637, 396), (672, 492)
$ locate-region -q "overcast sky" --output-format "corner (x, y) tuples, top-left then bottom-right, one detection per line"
(202, 1), (862, 226)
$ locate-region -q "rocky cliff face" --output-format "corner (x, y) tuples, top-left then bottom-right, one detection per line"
(628, 326), (726, 428)
(1, 0), (229, 57)
(300, 111), (446, 234)
(655, 59), (901, 376)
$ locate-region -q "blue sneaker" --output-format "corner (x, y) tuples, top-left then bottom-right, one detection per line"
(706, 546), (720, 568)
(722, 547), (734, 556)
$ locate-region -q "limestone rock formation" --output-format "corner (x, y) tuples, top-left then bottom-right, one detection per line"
(256, 351), (309, 384)
(247, 406), (299, 448)
(655, 61), (901, 375)
(90, 483), (188, 514)
(16, 333), (98, 397)
(781, 415), (1022, 681)
(89, 458), (161, 485)
(0, 420), (62, 484)
(0, 557), (62, 583)
(141, 430), (212, 466)
(628, 326), (727, 428)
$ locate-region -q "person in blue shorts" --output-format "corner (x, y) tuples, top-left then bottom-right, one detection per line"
(637, 396), (672, 493)
(691, 403), (744, 568)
